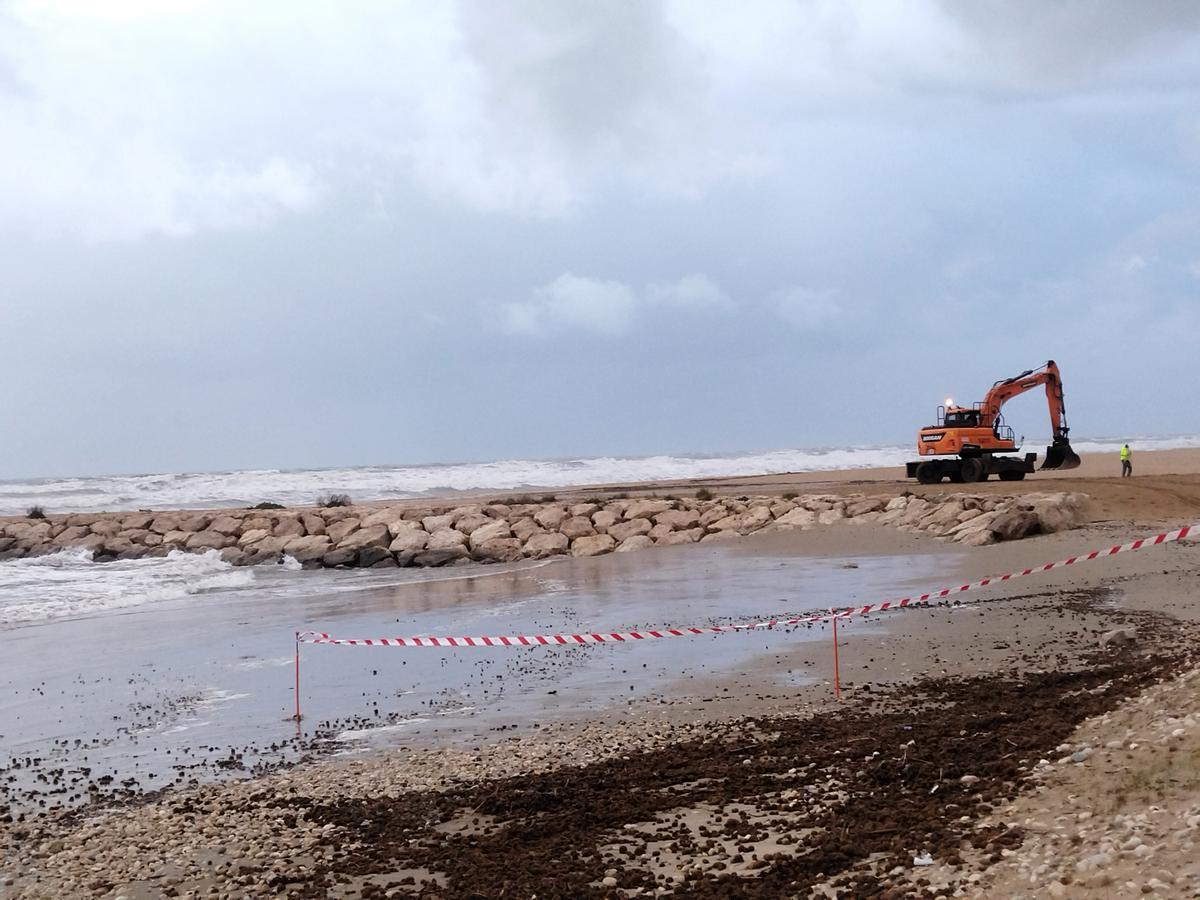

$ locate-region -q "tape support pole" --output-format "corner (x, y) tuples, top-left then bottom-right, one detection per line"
(296, 522), (1196, 649)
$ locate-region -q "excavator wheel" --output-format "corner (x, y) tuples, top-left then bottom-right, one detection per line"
(915, 462), (940, 485)
(960, 458), (986, 483)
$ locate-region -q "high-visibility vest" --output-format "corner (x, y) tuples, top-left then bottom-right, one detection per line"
(1120, 446), (1130, 460)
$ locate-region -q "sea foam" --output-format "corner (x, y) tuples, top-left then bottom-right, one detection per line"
(0, 548), (255, 626)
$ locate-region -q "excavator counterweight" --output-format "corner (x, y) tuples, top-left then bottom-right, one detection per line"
(906, 360), (1080, 484)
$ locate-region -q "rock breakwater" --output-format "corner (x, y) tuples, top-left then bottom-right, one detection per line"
(0, 491), (1090, 570)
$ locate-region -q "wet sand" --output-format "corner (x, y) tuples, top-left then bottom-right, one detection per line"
(0, 535), (951, 815)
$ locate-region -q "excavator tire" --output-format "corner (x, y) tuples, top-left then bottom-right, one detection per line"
(999, 470), (1026, 481)
(960, 458), (986, 482)
(916, 462), (940, 485)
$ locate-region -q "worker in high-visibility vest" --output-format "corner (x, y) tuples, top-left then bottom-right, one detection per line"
(1120, 444), (1132, 477)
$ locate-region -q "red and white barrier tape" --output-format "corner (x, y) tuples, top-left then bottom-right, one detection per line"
(297, 522), (1196, 648)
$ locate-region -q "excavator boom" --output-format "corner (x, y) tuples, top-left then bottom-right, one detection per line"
(979, 360), (1079, 470)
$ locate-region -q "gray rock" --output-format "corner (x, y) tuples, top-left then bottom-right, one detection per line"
(356, 546), (392, 567)
(608, 518), (652, 543)
(282, 535), (333, 563)
(571, 534), (616, 557)
(186, 530), (232, 550)
(523, 532), (569, 558)
(336, 524), (391, 551)
(326, 518), (360, 544)
(413, 546), (469, 566)
(533, 507), (568, 530)
(616, 535), (654, 553)
(1101, 627), (1137, 647)
(322, 548), (357, 567)
(468, 520), (512, 550)
(560, 516), (597, 540)
(472, 538), (523, 563)
(388, 530), (429, 554)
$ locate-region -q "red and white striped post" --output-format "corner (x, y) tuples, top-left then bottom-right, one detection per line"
(831, 610), (841, 701)
(293, 632), (302, 722)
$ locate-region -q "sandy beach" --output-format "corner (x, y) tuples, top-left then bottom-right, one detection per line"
(2, 454), (1199, 898)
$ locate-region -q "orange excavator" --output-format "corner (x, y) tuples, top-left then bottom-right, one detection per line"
(906, 360), (1081, 484)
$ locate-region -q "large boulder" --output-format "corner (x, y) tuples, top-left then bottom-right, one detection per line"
(591, 509), (621, 531)
(337, 524), (391, 551)
(571, 534), (616, 558)
(472, 538), (523, 563)
(616, 535), (655, 553)
(988, 509), (1041, 542)
(846, 498), (886, 517)
(322, 548), (357, 567)
(283, 535), (333, 563)
(389, 530), (429, 555)
(238, 528), (271, 547)
(659, 528), (704, 545)
(122, 513), (155, 531)
(560, 516), (597, 540)
(387, 519), (426, 540)
(570, 503), (600, 517)
(244, 535), (291, 555)
(272, 517), (306, 538)
(649, 523), (675, 542)
(326, 518), (361, 544)
(427, 528), (468, 551)
(817, 508), (845, 526)
(360, 508), (404, 530)
(468, 520), (512, 550)
(625, 499), (674, 521)
(423, 513), (455, 532)
(357, 546), (394, 567)
(455, 513), (492, 535)
(773, 507), (817, 529)
(53, 525), (92, 547)
(533, 507), (568, 530)
(737, 507), (773, 534)
(186, 531), (233, 550)
(301, 514), (327, 536)
(524, 532), (569, 558)
(699, 506), (731, 527)
(89, 519), (122, 538)
(511, 517), (543, 543)
(654, 509), (700, 530)
(608, 518), (652, 543)
(149, 516), (180, 535)
(412, 546), (469, 566)
(181, 514), (212, 533)
(482, 504), (511, 519)
(208, 515), (243, 536)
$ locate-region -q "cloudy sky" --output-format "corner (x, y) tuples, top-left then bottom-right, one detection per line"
(2, 0), (1198, 478)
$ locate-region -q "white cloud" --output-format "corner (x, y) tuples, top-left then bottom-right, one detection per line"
(771, 287), (841, 331)
(501, 273), (638, 336)
(646, 274), (732, 310)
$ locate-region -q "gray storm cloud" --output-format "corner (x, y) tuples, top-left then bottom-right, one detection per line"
(1, 1), (1198, 477)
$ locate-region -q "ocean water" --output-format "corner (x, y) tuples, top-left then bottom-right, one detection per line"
(1, 434), (1195, 516)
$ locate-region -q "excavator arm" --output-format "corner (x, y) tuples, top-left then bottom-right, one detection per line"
(978, 360), (1079, 469)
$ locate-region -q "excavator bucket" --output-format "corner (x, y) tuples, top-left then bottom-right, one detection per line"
(1041, 436), (1081, 470)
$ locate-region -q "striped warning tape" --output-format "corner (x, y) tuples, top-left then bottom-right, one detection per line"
(296, 522), (1196, 648)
